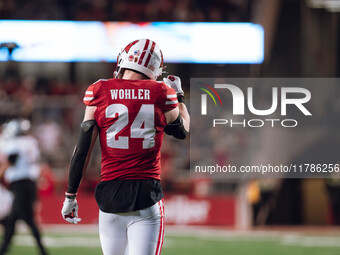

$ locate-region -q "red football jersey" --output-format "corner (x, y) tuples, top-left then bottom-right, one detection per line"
(83, 78), (178, 181)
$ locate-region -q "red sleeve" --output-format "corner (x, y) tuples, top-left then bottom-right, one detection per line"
(158, 82), (178, 113)
(83, 80), (102, 106)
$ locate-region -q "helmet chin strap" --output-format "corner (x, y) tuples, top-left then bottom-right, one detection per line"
(113, 65), (123, 79)
(155, 67), (164, 80)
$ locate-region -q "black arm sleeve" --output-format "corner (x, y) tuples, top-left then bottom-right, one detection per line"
(67, 120), (97, 194)
(164, 114), (188, 140)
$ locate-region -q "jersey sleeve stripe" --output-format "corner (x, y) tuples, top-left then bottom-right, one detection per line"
(85, 91), (93, 95)
(166, 94), (177, 99)
(83, 97), (94, 101)
(165, 100), (178, 105)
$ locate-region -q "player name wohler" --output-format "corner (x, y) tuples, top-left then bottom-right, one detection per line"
(110, 89), (151, 100)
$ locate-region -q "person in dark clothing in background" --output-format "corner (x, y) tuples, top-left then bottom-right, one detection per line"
(0, 119), (48, 255)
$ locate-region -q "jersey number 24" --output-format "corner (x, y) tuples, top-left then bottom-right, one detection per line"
(105, 104), (155, 149)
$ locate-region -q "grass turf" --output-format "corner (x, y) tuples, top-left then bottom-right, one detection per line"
(1, 230), (340, 255)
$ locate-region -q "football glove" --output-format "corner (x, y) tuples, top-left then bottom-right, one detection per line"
(61, 197), (81, 224)
(163, 75), (184, 96)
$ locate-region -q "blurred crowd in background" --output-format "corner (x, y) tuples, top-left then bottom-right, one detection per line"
(0, 0), (252, 22)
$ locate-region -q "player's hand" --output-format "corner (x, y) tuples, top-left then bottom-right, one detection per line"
(61, 197), (81, 224)
(163, 75), (184, 95)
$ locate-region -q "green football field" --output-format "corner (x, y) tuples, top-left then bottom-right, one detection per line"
(1, 226), (340, 255)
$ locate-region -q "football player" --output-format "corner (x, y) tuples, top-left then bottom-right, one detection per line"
(0, 119), (48, 255)
(61, 38), (190, 255)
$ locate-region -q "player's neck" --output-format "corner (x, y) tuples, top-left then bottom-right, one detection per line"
(122, 70), (148, 80)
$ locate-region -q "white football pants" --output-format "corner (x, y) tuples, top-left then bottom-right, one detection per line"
(99, 199), (164, 255)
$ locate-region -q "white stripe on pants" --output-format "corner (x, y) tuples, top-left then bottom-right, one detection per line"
(99, 199), (164, 255)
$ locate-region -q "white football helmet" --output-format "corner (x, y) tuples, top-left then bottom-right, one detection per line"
(114, 39), (164, 80)
(1, 119), (31, 138)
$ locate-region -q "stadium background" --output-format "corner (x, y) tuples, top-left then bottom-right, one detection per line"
(1, 0), (340, 254)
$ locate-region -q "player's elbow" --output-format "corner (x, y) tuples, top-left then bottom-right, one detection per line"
(164, 115), (189, 140)
(173, 129), (188, 140)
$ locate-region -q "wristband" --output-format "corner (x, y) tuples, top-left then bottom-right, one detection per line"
(65, 192), (77, 199)
(177, 94), (185, 103)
